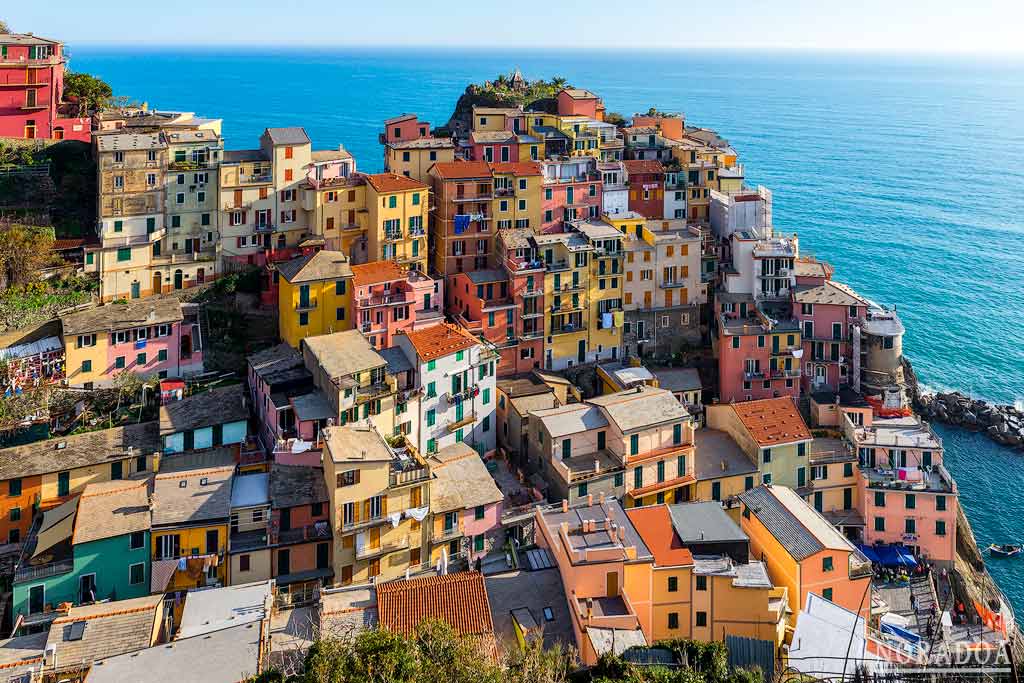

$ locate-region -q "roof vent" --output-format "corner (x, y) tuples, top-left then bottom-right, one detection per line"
(200, 477), (209, 486)
(56, 442), (67, 450)
(179, 480), (187, 488)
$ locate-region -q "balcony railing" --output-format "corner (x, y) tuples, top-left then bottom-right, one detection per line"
(341, 514), (388, 533)
(356, 536), (409, 560)
(551, 323), (587, 335)
(239, 172), (273, 184)
(358, 292), (412, 308)
(273, 522), (332, 546)
(15, 558), (74, 584)
(295, 298), (317, 312)
(446, 413), (477, 433)
(389, 465), (430, 488)
(433, 526), (464, 543)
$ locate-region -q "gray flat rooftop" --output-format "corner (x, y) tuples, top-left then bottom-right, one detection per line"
(667, 501), (748, 545)
(693, 428), (757, 480)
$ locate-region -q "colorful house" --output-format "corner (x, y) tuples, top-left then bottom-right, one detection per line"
(739, 485), (873, 626)
(0, 423), (159, 545)
(706, 397), (813, 489)
(395, 323), (498, 457)
(624, 160), (665, 219)
(268, 464), (332, 606)
(276, 249), (354, 348)
(60, 298), (204, 388)
(691, 428), (758, 503)
(246, 343), (311, 456)
(350, 260), (444, 351)
(714, 294), (802, 403)
(426, 442), (503, 565)
(428, 161), (495, 277)
(227, 472), (271, 585)
(625, 502), (787, 647)
(150, 465), (234, 592)
(159, 383), (250, 454)
(846, 413), (957, 564)
(385, 137), (456, 184)
(11, 479), (152, 621)
(363, 173), (430, 273)
(493, 228), (547, 375)
(540, 157), (602, 233)
(322, 423), (430, 585)
(0, 33), (90, 141)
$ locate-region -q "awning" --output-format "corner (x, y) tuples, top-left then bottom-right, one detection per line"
(32, 498), (78, 560)
(151, 559), (179, 593)
(864, 544), (917, 568)
(857, 544), (881, 564)
(896, 546), (918, 567)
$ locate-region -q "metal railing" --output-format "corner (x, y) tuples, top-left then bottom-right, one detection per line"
(15, 558), (74, 583)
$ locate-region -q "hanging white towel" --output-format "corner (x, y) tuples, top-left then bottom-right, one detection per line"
(389, 512), (401, 528)
(406, 506), (430, 522)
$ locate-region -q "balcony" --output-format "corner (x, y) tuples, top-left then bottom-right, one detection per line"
(295, 298), (318, 312)
(223, 201), (253, 211)
(358, 291), (412, 308)
(152, 247), (217, 265)
(409, 226), (426, 237)
(555, 281), (585, 293)
(521, 309), (544, 320)
(433, 525), (464, 543)
(446, 412), (477, 433)
(169, 160), (215, 171)
(356, 536), (409, 561)
(551, 300), (586, 313)
(551, 322), (587, 336)
(273, 522), (332, 546)
(390, 465), (431, 488)
(384, 230), (404, 242)
(660, 280), (688, 289)
(14, 558), (74, 584)
(768, 368), (801, 379)
(254, 223), (276, 234)
(520, 329), (544, 340)
(341, 514), (389, 533)
(743, 370), (765, 380)
(230, 529), (269, 553)
(546, 259), (570, 272)
(415, 306), (444, 322)
(519, 286), (544, 297)
(239, 172), (273, 185)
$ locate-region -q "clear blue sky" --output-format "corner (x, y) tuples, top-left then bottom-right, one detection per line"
(6, 0), (1024, 54)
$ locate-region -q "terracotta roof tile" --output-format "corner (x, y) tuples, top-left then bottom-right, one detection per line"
(732, 397), (812, 447)
(401, 322), (478, 362)
(431, 161), (493, 180)
(363, 172), (427, 193)
(625, 506), (695, 568)
(376, 571), (493, 636)
(489, 161), (542, 176)
(624, 159), (665, 176)
(351, 260), (407, 287)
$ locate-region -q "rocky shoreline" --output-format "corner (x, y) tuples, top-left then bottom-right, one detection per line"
(902, 358), (1024, 450)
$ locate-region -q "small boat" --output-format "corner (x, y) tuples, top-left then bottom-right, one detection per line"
(987, 544), (1022, 558)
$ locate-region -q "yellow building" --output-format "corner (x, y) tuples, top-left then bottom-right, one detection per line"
(277, 249), (354, 348)
(364, 173), (429, 273)
(301, 329), (402, 437)
(471, 106), (523, 132)
(802, 438), (859, 523)
(323, 423), (431, 585)
(690, 428), (759, 503)
(385, 138), (456, 184)
(490, 161), (543, 232)
(151, 465), (234, 591)
(625, 503), (788, 648)
(302, 174), (367, 259)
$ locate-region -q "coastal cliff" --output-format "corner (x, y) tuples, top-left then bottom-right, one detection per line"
(439, 72), (568, 138)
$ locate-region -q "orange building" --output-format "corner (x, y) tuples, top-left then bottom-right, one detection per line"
(739, 485), (873, 629)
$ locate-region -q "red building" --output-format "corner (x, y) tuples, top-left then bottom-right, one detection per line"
(624, 159), (665, 219)
(350, 260), (444, 351)
(0, 33), (90, 141)
(556, 88), (605, 120)
(269, 464), (333, 601)
(540, 157), (603, 233)
(379, 113), (431, 145)
(429, 161), (495, 278)
(716, 292), (802, 403)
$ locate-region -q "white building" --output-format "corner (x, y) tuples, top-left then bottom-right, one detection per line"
(663, 171), (687, 220)
(709, 185), (772, 240)
(394, 323), (497, 457)
(598, 161), (629, 215)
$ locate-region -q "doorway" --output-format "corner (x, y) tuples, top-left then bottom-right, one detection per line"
(174, 269), (183, 290)
(80, 573), (97, 603)
(606, 571), (618, 598)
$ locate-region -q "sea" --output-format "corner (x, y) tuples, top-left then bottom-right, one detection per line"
(67, 46), (1024, 610)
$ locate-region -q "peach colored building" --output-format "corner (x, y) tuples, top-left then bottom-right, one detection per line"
(739, 485), (873, 628)
(350, 260), (444, 351)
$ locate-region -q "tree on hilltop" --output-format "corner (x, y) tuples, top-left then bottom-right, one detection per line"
(0, 20), (10, 34)
(63, 72), (113, 115)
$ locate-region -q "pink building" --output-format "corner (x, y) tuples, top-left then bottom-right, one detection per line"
(0, 33), (90, 141)
(792, 259), (869, 394)
(380, 113), (431, 145)
(427, 442), (504, 563)
(468, 130), (524, 163)
(843, 410), (958, 564)
(350, 260), (444, 351)
(247, 343), (315, 458)
(541, 158), (603, 233)
(269, 464), (333, 597)
(716, 293), (801, 403)
(556, 88), (605, 120)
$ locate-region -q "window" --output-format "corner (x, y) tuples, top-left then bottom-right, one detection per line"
(844, 462), (854, 477)
(81, 359), (92, 373)
(668, 576), (678, 592)
(482, 388), (491, 405)
(427, 359), (436, 371)
(474, 534), (485, 552)
(455, 350), (465, 361)
(696, 575), (707, 591)
(337, 469), (360, 487)
(798, 442), (806, 457)
(427, 381), (436, 397)
(875, 491), (886, 507)
(905, 518), (916, 534)
(299, 312), (308, 326)
(130, 531), (145, 550)
(426, 409), (436, 427)
(157, 349), (167, 362)
(905, 494), (916, 509)
(936, 520), (947, 536)
(634, 467), (643, 489)
(874, 516), (885, 532)
(129, 563), (145, 585)
(673, 423), (682, 445)
(822, 556), (834, 572)
(630, 434), (639, 456)
(668, 612), (679, 629)
(8, 479), (21, 497)
(239, 554), (251, 572)
(696, 611), (707, 627)
(137, 353), (146, 365)
(657, 460), (665, 483)
(578, 482), (588, 498)
(762, 448), (772, 464)
(117, 247), (131, 262)
(614, 472), (624, 488)
(823, 588), (833, 602)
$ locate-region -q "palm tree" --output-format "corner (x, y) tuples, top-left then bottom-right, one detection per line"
(551, 76), (568, 89)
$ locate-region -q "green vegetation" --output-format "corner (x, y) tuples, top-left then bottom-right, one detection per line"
(445, 72), (574, 134)
(250, 622), (760, 683)
(63, 71), (114, 115)
(0, 19), (10, 33)
(604, 111), (627, 127)
(0, 275), (96, 334)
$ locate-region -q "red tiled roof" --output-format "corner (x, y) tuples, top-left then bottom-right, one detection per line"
(401, 322), (478, 362)
(351, 260), (406, 287)
(376, 571), (493, 637)
(626, 506), (695, 568)
(431, 161), (493, 180)
(628, 474), (696, 498)
(732, 397), (812, 447)
(624, 159), (665, 175)
(53, 238), (87, 251)
(489, 161), (542, 176)
(363, 172), (427, 193)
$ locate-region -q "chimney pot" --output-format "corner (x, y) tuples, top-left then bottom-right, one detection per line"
(618, 525), (626, 541)
(561, 498), (568, 513)
(599, 491), (606, 504)
(587, 493), (594, 507)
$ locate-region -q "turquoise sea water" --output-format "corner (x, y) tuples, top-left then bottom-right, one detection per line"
(68, 47), (1024, 609)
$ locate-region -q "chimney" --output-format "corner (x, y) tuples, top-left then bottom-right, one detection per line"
(586, 597), (594, 620)
(720, 460), (726, 472)
(604, 516), (612, 531)
(617, 525), (626, 542)
(44, 644), (57, 669)
(587, 493), (594, 507)
(560, 521), (569, 536)
(599, 491), (606, 504)
(561, 499), (569, 513)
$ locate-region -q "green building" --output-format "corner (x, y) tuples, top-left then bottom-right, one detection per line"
(13, 479), (151, 622)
